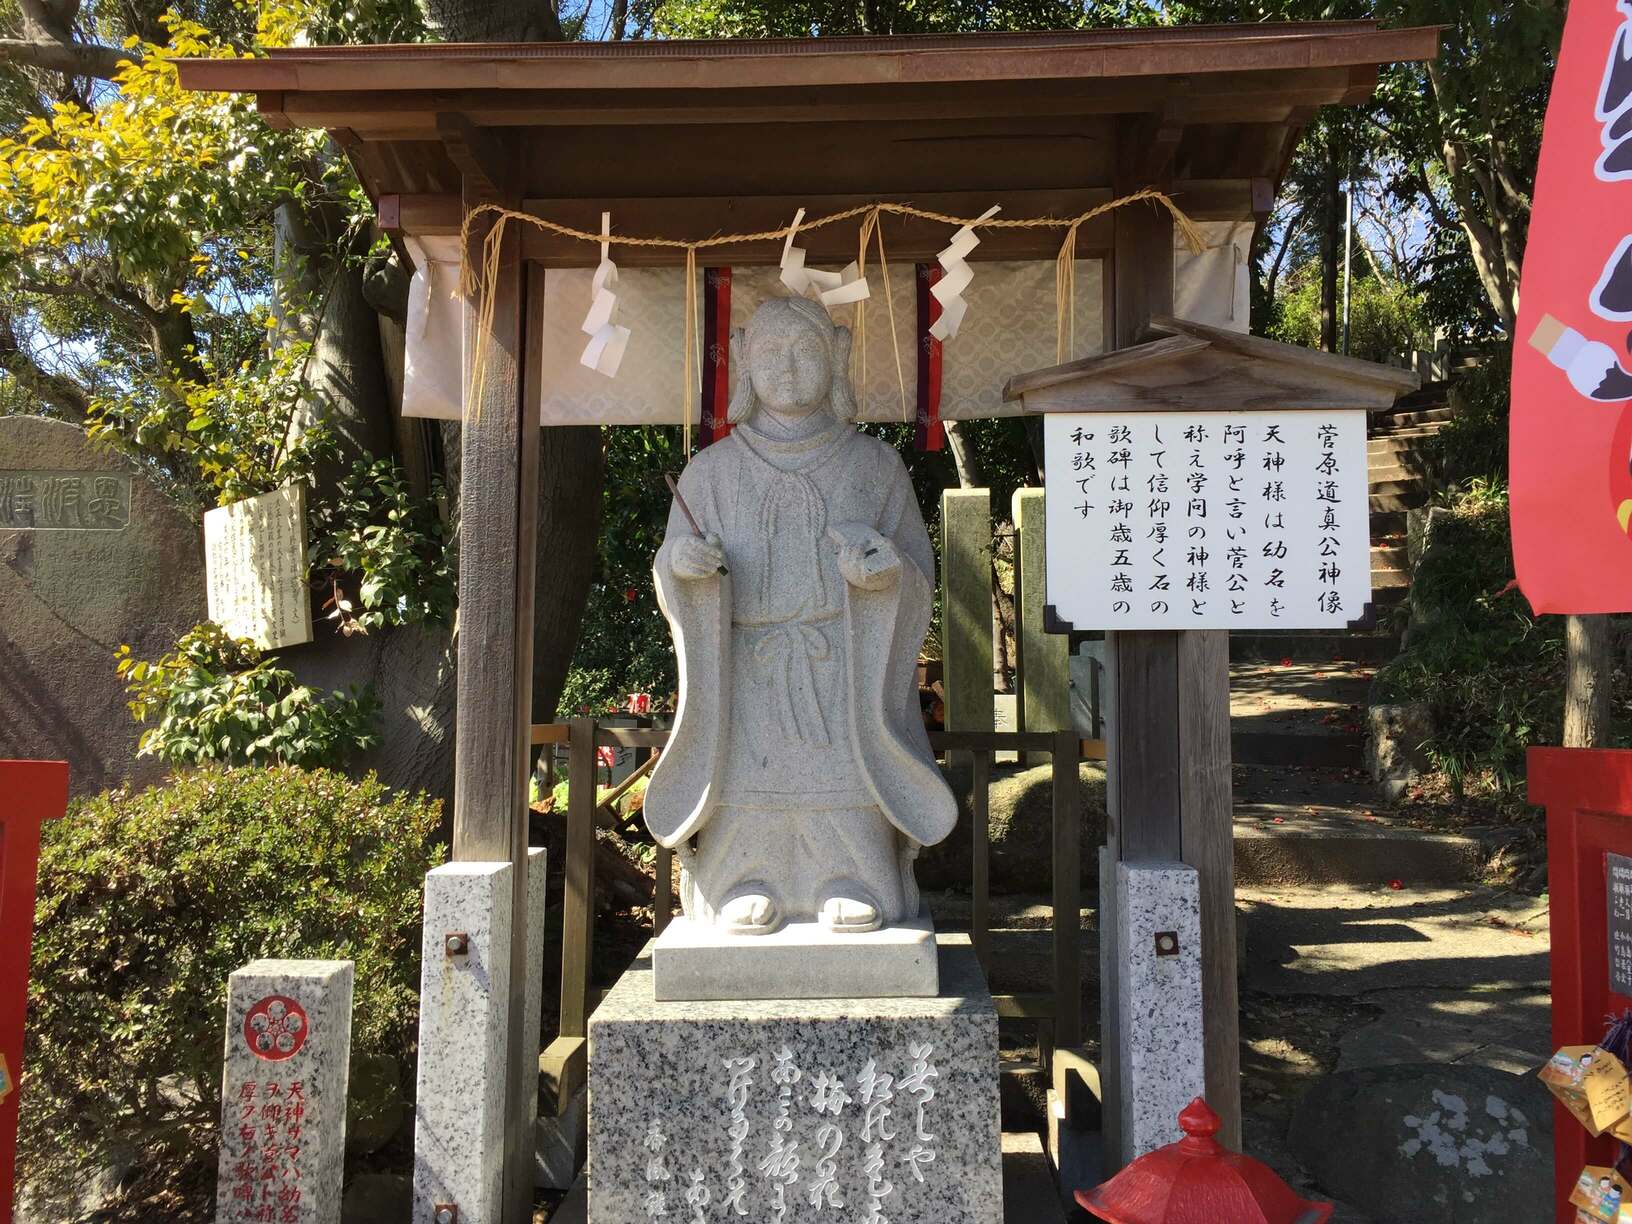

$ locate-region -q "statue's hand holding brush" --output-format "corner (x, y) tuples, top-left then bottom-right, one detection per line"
(671, 533), (727, 581)
(829, 524), (900, 591)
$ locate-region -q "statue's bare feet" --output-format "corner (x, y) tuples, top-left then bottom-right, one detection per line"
(719, 892), (781, 935)
(820, 895), (882, 933)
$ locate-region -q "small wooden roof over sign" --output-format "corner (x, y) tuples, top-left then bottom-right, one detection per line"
(175, 23), (1440, 268)
(1003, 315), (1422, 414)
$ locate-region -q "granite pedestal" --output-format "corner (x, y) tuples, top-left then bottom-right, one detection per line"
(588, 935), (1002, 1223)
(216, 959), (353, 1224)
(1113, 861), (1205, 1162)
(412, 861), (514, 1224)
(652, 905), (939, 1001)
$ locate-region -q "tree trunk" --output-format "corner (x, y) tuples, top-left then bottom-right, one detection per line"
(274, 199), (395, 484)
(1424, 62), (1521, 329)
(1565, 614), (1616, 748)
(944, 419), (985, 489)
(531, 427), (606, 721)
(992, 525), (1014, 694)
(1320, 141), (1339, 354)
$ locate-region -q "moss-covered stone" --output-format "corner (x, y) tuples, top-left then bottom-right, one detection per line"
(919, 760), (1108, 892)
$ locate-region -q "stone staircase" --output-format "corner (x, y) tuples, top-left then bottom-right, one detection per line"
(1227, 656), (1483, 887)
(1368, 381), (1454, 604)
(1222, 382), (1483, 887)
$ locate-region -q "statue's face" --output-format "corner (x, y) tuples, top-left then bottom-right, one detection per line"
(746, 308), (831, 417)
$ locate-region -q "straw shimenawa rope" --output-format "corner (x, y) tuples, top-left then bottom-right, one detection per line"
(457, 189), (1206, 429)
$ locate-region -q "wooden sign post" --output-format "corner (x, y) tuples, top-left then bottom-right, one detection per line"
(0, 759), (68, 1224)
(1008, 210), (1418, 1166)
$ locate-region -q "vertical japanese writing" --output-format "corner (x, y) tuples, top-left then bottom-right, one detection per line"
(1314, 422), (1344, 618)
(685, 1169), (710, 1224)
(204, 486), (309, 649)
(806, 1069), (850, 1210)
(1071, 425), (1096, 521)
(722, 1055), (756, 1215)
(644, 1119), (672, 1218)
(225, 1079), (306, 1221)
(1184, 423), (1210, 616)
(1047, 411), (1369, 629)
(1096, 422), (1128, 618)
(1611, 854), (1632, 996)
(1222, 424), (1250, 617)
(1138, 424), (1170, 617)
(898, 1042), (938, 1184)
(759, 1045), (801, 1221)
(857, 1058), (897, 1223)
(1261, 424), (1288, 620)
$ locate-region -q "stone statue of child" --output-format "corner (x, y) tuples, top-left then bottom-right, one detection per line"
(645, 295), (957, 936)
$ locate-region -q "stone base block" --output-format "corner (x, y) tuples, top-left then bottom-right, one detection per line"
(1115, 861), (1205, 1163)
(535, 1085), (587, 1191)
(652, 905), (938, 1001)
(411, 861), (513, 1224)
(216, 959), (353, 1224)
(589, 936), (1002, 1223)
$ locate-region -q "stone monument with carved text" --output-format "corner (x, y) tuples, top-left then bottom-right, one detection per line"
(644, 295), (958, 1002)
(588, 297), (1001, 1224)
(0, 415), (206, 795)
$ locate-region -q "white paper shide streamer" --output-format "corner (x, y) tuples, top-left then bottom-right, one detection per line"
(581, 211), (631, 377)
(779, 207), (871, 307)
(930, 204), (1001, 342)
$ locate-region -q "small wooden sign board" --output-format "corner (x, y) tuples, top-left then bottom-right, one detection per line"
(204, 485), (313, 650)
(1040, 410), (1371, 631)
(1009, 315), (1417, 633)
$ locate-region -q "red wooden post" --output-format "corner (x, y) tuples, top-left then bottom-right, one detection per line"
(0, 760), (68, 1224)
(1530, 747), (1632, 1223)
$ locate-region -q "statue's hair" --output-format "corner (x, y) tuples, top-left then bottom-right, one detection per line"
(727, 295), (856, 425)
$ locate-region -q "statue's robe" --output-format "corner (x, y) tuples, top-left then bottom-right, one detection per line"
(645, 417), (957, 925)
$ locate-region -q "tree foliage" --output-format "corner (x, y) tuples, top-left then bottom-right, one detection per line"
(0, 6), (342, 501)
(1265, 259), (1427, 363)
(1167, 0), (1560, 334)
(309, 457), (459, 634)
(116, 621), (381, 767)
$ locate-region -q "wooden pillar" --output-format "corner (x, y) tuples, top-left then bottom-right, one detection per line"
(1102, 190), (1241, 1155)
(941, 488), (994, 735)
(1178, 629), (1240, 1144)
(1014, 487), (1072, 764)
(452, 167), (540, 1223)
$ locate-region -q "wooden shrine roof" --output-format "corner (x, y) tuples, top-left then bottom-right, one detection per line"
(1004, 314), (1422, 413)
(177, 23), (1440, 266)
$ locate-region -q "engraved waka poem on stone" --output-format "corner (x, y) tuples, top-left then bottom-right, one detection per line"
(638, 1042), (941, 1222)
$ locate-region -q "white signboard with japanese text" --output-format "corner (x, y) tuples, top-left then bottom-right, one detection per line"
(204, 485), (313, 650)
(1043, 411), (1371, 631)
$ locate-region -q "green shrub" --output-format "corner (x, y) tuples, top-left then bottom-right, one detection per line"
(1420, 345), (1511, 487)
(117, 622), (380, 767)
(20, 766), (444, 1216)
(1374, 485), (1566, 794)
(309, 458), (458, 635)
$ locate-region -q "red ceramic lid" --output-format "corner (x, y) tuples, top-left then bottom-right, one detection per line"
(1075, 1099), (1334, 1224)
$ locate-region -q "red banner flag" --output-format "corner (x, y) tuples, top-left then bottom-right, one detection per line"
(1512, 2), (1632, 612)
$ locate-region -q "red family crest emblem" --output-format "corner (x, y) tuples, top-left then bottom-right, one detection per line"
(243, 995), (309, 1061)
